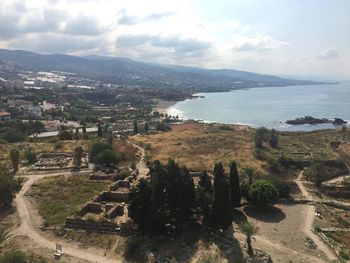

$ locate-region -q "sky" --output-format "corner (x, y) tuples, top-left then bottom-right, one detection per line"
(0, 0), (349, 80)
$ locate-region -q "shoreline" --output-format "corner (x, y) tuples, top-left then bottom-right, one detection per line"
(156, 100), (179, 114)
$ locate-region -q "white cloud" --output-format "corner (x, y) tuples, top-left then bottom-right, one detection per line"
(232, 35), (290, 52)
(316, 47), (339, 60)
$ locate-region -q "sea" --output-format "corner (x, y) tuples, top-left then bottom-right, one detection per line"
(167, 82), (350, 131)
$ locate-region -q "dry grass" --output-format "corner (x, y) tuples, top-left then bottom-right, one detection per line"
(29, 174), (109, 226)
(131, 123), (264, 172)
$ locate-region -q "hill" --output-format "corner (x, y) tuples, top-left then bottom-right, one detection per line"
(0, 49), (321, 91)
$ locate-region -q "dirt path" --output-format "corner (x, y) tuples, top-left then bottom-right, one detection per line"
(324, 174), (350, 184)
(13, 169), (123, 263)
(295, 171), (337, 261)
(128, 140), (149, 178)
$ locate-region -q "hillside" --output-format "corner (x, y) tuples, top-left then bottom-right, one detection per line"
(0, 49), (321, 91)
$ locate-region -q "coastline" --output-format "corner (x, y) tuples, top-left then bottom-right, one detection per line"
(155, 100), (179, 114)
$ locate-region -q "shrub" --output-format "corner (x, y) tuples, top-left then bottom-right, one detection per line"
(339, 250), (349, 260)
(96, 149), (117, 166)
(0, 251), (27, 263)
(248, 179), (279, 207)
(58, 130), (73, 140)
(24, 148), (37, 164)
(89, 141), (112, 162)
(270, 177), (290, 198)
(2, 129), (25, 143)
(54, 141), (64, 150)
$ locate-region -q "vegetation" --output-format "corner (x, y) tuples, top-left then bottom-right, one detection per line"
(248, 180), (279, 207)
(96, 149), (117, 166)
(0, 228), (12, 246)
(30, 174), (108, 226)
(229, 161), (241, 208)
(89, 141), (112, 162)
(24, 147), (37, 164)
(239, 221), (259, 256)
(211, 163), (232, 229)
(0, 168), (22, 208)
(74, 146), (84, 167)
(128, 159), (196, 232)
(0, 250), (47, 263)
(9, 148), (20, 172)
(58, 130), (73, 140)
(305, 161), (328, 187)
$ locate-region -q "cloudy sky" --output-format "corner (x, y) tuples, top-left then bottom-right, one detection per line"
(0, 0), (349, 79)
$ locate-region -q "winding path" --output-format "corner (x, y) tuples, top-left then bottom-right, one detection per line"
(295, 171), (338, 261)
(13, 169), (123, 263)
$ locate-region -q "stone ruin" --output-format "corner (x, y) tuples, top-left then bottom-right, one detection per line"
(32, 153), (88, 170)
(65, 173), (138, 234)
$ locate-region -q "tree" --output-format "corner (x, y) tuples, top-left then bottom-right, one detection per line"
(74, 146), (84, 168)
(133, 121), (139, 134)
(255, 127), (268, 148)
(89, 141), (112, 162)
(9, 148), (20, 172)
(242, 166), (260, 186)
(211, 163), (232, 229)
(198, 171), (212, 193)
(0, 228), (12, 246)
(128, 179), (152, 230)
(96, 149), (117, 166)
(0, 168), (22, 208)
(0, 250), (28, 263)
(107, 132), (113, 145)
(144, 122), (149, 133)
(239, 221), (259, 256)
(82, 124), (87, 133)
(58, 130), (73, 140)
(248, 179), (279, 207)
(97, 122), (103, 137)
(165, 160), (196, 227)
(229, 161), (241, 207)
(269, 129), (279, 148)
(305, 161), (328, 187)
(74, 128), (80, 140)
(24, 148), (37, 164)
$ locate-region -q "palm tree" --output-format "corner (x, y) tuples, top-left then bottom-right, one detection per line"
(0, 228), (12, 246)
(239, 221), (259, 256)
(242, 166), (260, 186)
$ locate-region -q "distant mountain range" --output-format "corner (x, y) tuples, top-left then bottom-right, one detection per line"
(0, 49), (322, 91)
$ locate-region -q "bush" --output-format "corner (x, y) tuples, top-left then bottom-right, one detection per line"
(248, 179), (279, 207)
(58, 130), (73, 140)
(24, 148), (37, 164)
(114, 169), (131, 180)
(89, 141), (112, 162)
(0, 251), (27, 263)
(96, 149), (117, 166)
(340, 250), (349, 260)
(1, 129), (25, 143)
(54, 141), (64, 150)
(270, 177), (290, 198)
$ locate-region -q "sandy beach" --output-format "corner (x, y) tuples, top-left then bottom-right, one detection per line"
(155, 100), (178, 114)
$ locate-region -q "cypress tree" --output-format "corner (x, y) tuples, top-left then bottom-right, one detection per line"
(211, 162), (233, 229)
(199, 171), (212, 193)
(97, 123), (103, 137)
(229, 161), (241, 207)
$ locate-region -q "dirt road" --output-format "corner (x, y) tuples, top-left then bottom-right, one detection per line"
(13, 169), (123, 263)
(128, 140), (149, 178)
(295, 171), (337, 261)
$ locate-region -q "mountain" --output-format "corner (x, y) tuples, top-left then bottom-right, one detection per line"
(0, 49), (321, 91)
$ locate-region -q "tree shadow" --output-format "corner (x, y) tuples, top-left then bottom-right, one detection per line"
(243, 206), (286, 223)
(232, 209), (247, 225)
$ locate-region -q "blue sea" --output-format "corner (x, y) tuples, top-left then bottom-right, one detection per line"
(167, 82), (350, 131)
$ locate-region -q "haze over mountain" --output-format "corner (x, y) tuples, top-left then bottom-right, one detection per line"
(0, 49), (320, 92)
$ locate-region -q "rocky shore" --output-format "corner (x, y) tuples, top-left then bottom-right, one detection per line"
(286, 116), (347, 126)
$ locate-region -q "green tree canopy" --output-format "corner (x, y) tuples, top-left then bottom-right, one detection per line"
(229, 161), (241, 208)
(88, 141), (112, 162)
(96, 149), (117, 166)
(0, 168), (22, 208)
(248, 179), (279, 207)
(9, 148), (20, 172)
(211, 162), (232, 229)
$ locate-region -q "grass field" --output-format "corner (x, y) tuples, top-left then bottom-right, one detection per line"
(131, 124), (349, 173)
(132, 123), (265, 172)
(29, 174), (109, 226)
